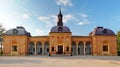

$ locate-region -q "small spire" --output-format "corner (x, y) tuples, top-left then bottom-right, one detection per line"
(57, 5), (63, 26)
(59, 5), (62, 14)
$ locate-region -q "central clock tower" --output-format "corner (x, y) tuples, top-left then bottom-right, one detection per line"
(49, 9), (72, 55)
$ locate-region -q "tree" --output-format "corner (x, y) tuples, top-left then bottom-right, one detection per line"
(117, 31), (120, 56)
(0, 23), (5, 37)
(0, 23), (5, 55)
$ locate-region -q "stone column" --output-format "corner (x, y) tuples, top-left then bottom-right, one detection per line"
(34, 42), (37, 56)
(84, 42), (86, 55)
(42, 42), (44, 55)
(63, 45), (64, 54)
(56, 45), (58, 54)
(76, 42), (78, 55)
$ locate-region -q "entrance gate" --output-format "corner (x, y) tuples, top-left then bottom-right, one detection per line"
(58, 45), (63, 54)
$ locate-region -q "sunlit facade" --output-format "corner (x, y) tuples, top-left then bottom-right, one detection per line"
(3, 10), (117, 56)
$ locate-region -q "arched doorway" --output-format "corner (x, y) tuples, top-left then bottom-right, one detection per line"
(28, 42), (35, 55)
(44, 41), (49, 55)
(78, 42), (84, 55)
(36, 41), (42, 55)
(71, 41), (76, 55)
(85, 42), (91, 55)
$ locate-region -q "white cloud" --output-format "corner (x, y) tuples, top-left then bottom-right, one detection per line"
(35, 29), (45, 35)
(56, 0), (72, 6)
(77, 13), (91, 25)
(37, 16), (55, 27)
(22, 13), (30, 19)
(78, 21), (89, 25)
(38, 16), (50, 23)
(36, 29), (43, 33)
(79, 13), (88, 18)
(63, 14), (74, 23)
(50, 15), (58, 26)
(78, 19), (90, 25)
(37, 13), (91, 27)
(78, 22), (84, 25)
(0, 14), (21, 30)
(37, 14), (75, 27)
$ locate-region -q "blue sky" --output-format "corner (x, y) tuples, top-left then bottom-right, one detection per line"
(0, 0), (120, 36)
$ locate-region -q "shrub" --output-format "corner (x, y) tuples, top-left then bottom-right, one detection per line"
(117, 51), (120, 56)
(0, 50), (3, 55)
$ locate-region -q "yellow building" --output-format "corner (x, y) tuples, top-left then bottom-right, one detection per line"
(3, 10), (117, 56)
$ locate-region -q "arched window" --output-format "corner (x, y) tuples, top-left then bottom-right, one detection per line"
(44, 41), (49, 55)
(28, 42), (35, 55)
(71, 41), (76, 55)
(78, 41), (84, 55)
(85, 42), (91, 55)
(36, 41), (42, 55)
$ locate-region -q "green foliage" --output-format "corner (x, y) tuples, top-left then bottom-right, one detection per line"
(0, 23), (5, 38)
(117, 31), (120, 56)
(0, 23), (5, 56)
(0, 50), (3, 55)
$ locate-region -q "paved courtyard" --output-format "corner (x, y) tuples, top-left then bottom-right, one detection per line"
(0, 56), (120, 67)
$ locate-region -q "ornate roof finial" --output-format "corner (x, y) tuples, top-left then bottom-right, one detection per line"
(59, 5), (61, 14)
(57, 5), (63, 26)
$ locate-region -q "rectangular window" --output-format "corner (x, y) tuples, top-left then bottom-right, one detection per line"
(67, 47), (69, 51)
(47, 48), (49, 52)
(12, 45), (17, 52)
(52, 47), (54, 51)
(103, 45), (108, 51)
(71, 48), (73, 52)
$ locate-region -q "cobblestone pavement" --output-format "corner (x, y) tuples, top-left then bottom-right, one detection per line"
(0, 56), (120, 67)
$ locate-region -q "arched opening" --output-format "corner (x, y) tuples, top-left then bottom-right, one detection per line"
(85, 42), (91, 55)
(36, 41), (42, 55)
(28, 42), (35, 55)
(71, 41), (76, 55)
(78, 41), (84, 55)
(44, 41), (49, 55)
